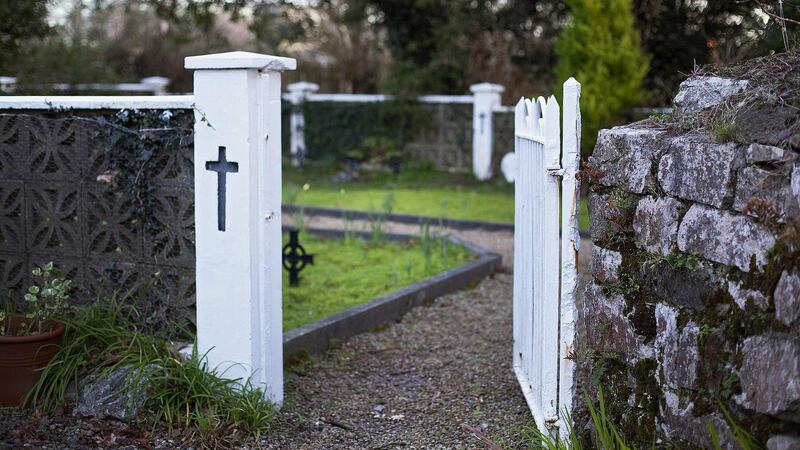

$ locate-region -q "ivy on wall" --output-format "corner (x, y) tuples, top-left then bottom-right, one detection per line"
(90, 108), (194, 232)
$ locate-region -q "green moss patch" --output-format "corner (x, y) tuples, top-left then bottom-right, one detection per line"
(282, 231), (475, 330)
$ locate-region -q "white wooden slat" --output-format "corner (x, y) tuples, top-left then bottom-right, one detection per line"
(513, 99), (525, 374)
(541, 96), (561, 424)
(531, 132), (543, 418)
(558, 78), (581, 433)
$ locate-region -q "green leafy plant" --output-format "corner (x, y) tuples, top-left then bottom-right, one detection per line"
(2, 262), (72, 337)
(22, 262), (71, 334)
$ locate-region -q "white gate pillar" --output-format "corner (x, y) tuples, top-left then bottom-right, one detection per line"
(185, 51), (296, 404)
(469, 82), (504, 180)
(0, 76), (17, 94)
(287, 81), (319, 166)
(140, 76), (170, 95)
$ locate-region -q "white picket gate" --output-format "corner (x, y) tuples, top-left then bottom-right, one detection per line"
(513, 78), (581, 435)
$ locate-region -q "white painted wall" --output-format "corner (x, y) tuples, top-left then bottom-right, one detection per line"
(0, 95), (193, 110)
(186, 51), (295, 404)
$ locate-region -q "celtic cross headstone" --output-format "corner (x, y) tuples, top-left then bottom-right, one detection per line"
(282, 228), (314, 286)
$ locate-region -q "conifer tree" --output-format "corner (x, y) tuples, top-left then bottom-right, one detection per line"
(555, 0), (650, 157)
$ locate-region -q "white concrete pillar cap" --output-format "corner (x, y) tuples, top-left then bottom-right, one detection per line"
(185, 51), (297, 71)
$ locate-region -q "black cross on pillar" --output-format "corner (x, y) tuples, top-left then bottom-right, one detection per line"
(282, 228), (314, 286)
(479, 112), (486, 134)
(205, 146), (239, 231)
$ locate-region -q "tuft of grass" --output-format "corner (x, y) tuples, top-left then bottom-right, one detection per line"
(26, 298), (166, 411)
(709, 118), (741, 143)
(28, 299), (276, 441)
(522, 389), (761, 450)
(145, 343), (276, 438)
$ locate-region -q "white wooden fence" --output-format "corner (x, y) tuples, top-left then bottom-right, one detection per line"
(0, 76), (171, 95)
(513, 78), (581, 436)
(284, 81), (504, 180)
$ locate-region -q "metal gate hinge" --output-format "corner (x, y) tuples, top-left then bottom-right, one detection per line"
(547, 168), (565, 177)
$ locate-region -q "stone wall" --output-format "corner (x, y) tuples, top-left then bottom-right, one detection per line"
(581, 76), (800, 448)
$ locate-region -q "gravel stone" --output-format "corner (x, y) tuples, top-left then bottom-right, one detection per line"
(266, 273), (532, 449)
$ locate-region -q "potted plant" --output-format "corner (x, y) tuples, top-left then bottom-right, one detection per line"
(0, 262), (71, 406)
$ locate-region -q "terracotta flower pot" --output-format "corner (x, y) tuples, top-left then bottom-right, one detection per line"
(0, 315), (64, 407)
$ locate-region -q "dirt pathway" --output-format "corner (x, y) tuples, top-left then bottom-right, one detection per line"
(267, 273), (532, 449)
(265, 217), (593, 449)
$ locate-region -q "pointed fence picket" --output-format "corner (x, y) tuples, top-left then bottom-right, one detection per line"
(513, 79), (581, 437)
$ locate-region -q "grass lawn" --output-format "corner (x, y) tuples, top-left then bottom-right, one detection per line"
(284, 163), (590, 229)
(282, 231), (474, 330)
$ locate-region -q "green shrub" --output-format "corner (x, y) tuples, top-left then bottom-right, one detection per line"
(554, 0), (650, 158)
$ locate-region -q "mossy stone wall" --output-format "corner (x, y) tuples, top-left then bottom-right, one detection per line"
(580, 76), (800, 448)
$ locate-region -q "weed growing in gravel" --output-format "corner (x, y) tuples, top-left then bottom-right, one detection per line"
(28, 299), (276, 442)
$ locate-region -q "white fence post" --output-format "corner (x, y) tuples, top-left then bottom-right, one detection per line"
(470, 82), (504, 180)
(287, 81), (319, 166)
(140, 76), (170, 95)
(558, 78), (581, 431)
(185, 51), (296, 404)
(0, 76), (17, 94)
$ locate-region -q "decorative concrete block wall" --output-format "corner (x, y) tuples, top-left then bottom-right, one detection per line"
(582, 77), (800, 448)
(0, 109), (196, 335)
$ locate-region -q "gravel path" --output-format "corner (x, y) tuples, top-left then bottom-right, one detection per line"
(268, 273), (532, 449)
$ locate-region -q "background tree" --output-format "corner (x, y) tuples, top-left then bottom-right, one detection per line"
(0, 1), (52, 75)
(633, 0), (783, 105)
(555, 0), (650, 157)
